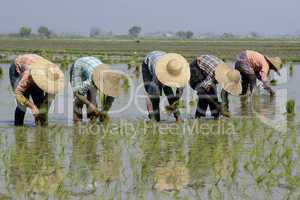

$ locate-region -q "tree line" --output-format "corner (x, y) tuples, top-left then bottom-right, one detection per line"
(7, 25), (273, 39)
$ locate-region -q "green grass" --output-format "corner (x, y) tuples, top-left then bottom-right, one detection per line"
(1, 38), (300, 63)
(286, 99), (296, 115)
(289, 63), (295, 77)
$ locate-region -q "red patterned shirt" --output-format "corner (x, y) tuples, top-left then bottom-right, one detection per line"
(14, 54), (44, 106)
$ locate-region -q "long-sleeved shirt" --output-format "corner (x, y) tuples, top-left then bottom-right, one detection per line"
(142, 51), (184, 120)
(14, 54), (46, 106)
(143, 51), (184, 97)
(190, 55), (223, 92)
(237, 50), (270, 82)
(71, 57), (102, 95)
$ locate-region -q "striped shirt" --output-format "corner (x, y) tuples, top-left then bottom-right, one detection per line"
(14, 54), (45, 106)
(195, 55), (223, 90)
(237, 50), (269, 82)
(144, 51), (166, 78)
(71, 57), (102, 95)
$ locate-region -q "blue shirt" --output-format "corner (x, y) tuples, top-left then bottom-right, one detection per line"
(144, 51), (166, 79)
(71, 57), (102, 95)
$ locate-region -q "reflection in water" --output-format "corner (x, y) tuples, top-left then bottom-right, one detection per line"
(154, 162), (189, 192)
(7, 128), (64, 199)
(0, 119), (298, 199)
(0, 63), (299, 199)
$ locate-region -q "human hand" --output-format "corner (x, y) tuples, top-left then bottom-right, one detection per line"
(175, 117), (182, 123)
(89, 103), (99, 115)
(206, 86), (212, 92)
(99, 111), (110, 123)
(31, 106), (39, 115)
(270, 90), (275, 96)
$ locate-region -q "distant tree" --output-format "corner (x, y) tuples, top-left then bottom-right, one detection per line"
(38, 26), (51, 38)
(250, 32), (260, 38)
(176, 30), (194, 39)
(186, 31), (194, 39)
(19, 26), (31, 37)
(176, 31), (186, 39)
(221, 32), (235, 39)
(128, 26), (142, 38)
(89, 27), (101, 37)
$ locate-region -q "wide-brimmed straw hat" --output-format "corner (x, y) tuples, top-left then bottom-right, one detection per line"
(155, 53), (190, 88)
(215, 63), (242, 96)
(264, 56), (282, 75)
(92, 64), (123, 97)
(30, 58), (65, 94)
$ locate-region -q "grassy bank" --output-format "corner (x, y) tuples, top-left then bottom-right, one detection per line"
(1, 38), (300, 64)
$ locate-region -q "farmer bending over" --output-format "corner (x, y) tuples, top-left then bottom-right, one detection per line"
(9, 54), (64, 126)
(190, 55), (242, 119)
(142, 51), (190, 122)
(70, 57), (122, 124)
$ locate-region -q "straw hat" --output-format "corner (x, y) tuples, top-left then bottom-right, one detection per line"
(215, 63), (242, 96)
(30, 58), (64, 94)
(264, 56), (282, 75)
(155, 53), (190, 88)
(92, 64), (123, 97)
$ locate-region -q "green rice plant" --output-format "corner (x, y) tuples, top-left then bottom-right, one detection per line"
(0, 66), (3, 78)
(122, 76), (130, 93)
(289, 63), (295, 77)
(270, 79), (277, 86)
(60, 55), (71, 71)
(286, 100), (296, 115)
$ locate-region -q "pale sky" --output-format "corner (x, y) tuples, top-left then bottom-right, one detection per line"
(0, 0), (299, 35)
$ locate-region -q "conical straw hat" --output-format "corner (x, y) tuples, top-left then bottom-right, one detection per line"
(264, 56), (282, 75)
(30, 58), (64, 94)
(92, 64), (123, 97)
(215, 63), (242, 96)
(155, 53), (190, 88)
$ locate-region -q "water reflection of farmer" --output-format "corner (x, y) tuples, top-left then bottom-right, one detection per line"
(142, 51), (190, 122)
(9, 54), (64, 126)
(8, 128), (63, 196)
(70, 57), (123, 124)
(189, 55), (242, 119)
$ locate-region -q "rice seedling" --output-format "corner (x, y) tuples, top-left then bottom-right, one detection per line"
(289, 63), (295, 77)
(270, 79), (277, 86)
(286, 99), (296, 115)
(122, 75), (130, 93)
(0, 66), (3, 78)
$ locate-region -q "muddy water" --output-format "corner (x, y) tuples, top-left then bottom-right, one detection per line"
(0, 63), (299, 125)
(0, 63), (299, 199)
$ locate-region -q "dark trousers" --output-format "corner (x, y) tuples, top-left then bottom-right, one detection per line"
(195, 87), (220, 119)
(70, 64), (100, 122)
(9, 63), (48, 126)
(235, 61), (257, 95)
(142, 62), (180, 121)
(73, 89), (98, 121)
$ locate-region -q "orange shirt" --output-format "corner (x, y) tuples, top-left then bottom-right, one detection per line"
(238, 50), (270, 82)
(14, 54), (43, 106)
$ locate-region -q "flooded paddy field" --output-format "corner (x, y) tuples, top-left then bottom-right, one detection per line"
(0, 60), (299, 198)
